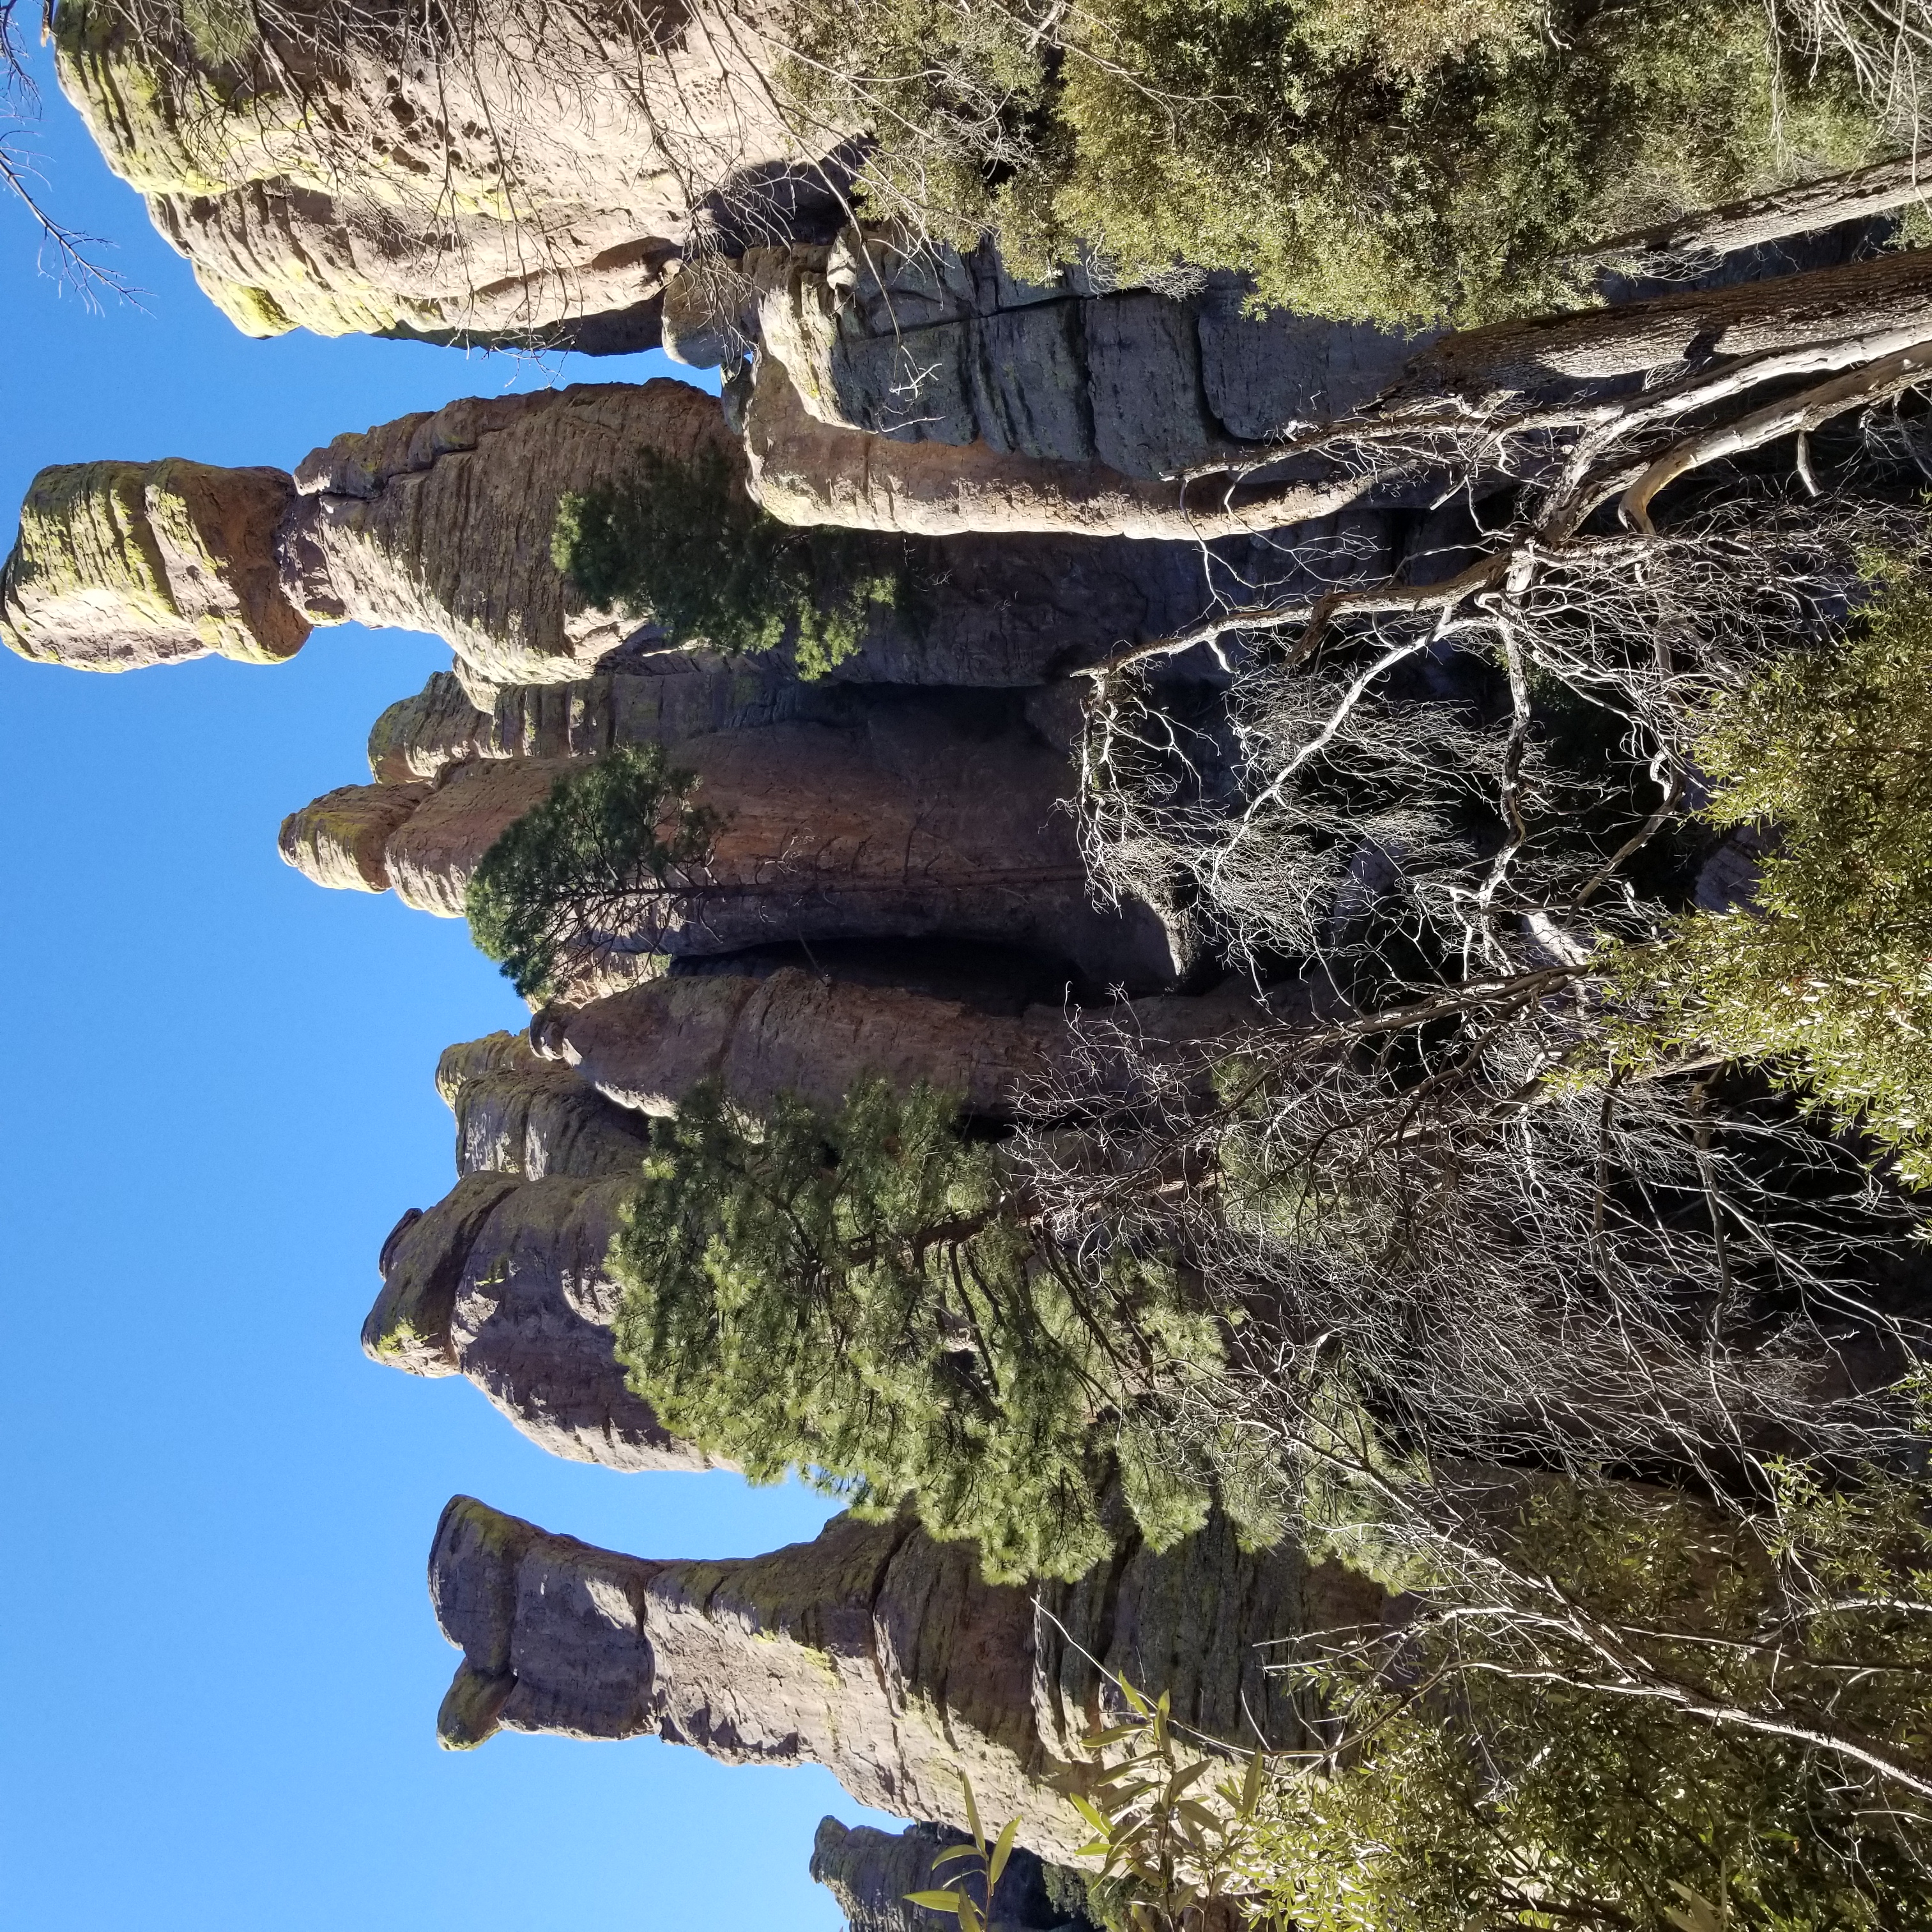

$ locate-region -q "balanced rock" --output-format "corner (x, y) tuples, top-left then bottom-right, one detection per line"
(1, 381), (733, 686)
(428, 1496), (1384, 1859)
(281, 698), (1182, 988)
(0, 459), (307, 671)
(3, 377), (1335, 687)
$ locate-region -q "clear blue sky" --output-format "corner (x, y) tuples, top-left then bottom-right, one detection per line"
(0, 44), (896, 1931)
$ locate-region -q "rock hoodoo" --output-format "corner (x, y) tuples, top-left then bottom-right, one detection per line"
(1, 382), (733, 685)
(1, 377), (1368, 689)
(428, 1495), (1384, 1860)
(52, 0), (839, 348)
(362, 1027), (710, 1468)
(367, 975), (1262, 1459)
(0, 457), (309, 671)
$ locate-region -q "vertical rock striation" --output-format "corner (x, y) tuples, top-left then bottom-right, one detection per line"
(428, 1496), (1386, 1860)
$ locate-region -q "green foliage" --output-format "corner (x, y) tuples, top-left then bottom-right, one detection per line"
(1250, 1475), (1932, 1931)
(1619, 559), (1932, 1183)
(775, 0), (1877, 325)
(552, 448), (923, 678)
(1063, 1683), (1287, 1931)
(608, 1078), (1263, 1582)
(905, 1774), (1025, 1932)
(463, 745), (717, 1002)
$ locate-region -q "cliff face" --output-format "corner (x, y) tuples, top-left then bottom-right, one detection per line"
(726, 237), (1425, 478)
(429, 1496), (1385, 1860)
(52, 0), (836, 347)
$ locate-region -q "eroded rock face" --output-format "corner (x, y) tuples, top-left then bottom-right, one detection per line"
(559, 968), (1062, 1117)
(438, 1031), (656, 1179)
(282, 697), (1183, 988)
(362, 1039), (709, 1469)
(736, 235), (1424, 478)
(3, 376), (1342, 687)
(0, 458), (308, 670)
(53, 0), (834, 346)
(1, 381), (737, 686)
(742, 351), (1376, 540)
(558, 967), (1269, 1119)
(429, 1497), (1384, 1858)
(339, 1131), (682, 1450)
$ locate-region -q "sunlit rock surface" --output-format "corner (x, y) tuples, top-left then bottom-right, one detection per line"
(429, 1497), (1384, 1859)
(52, 0), (837, 346)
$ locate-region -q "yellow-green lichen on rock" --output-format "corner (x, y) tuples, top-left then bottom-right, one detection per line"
(277, 779), (431, 894)
(52, 0), (285, 199)
(0, 456), (309, 669)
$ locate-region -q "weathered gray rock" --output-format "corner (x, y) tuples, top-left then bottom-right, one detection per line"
(811, 1817), (1096, 1932)
(437, 1031), (655, 1178)
(365, 657), (808, 784)
(365, 1164), (712, 1469)
(3, 381), (737, 687)
(52, 0), (836, 347)
(429, 1498), (1386, 1859)
(738, 235), (1425, 482)
(744, 346), (1373, 540)
(287, 381), (739, 687)
(3, 378), (1366, 687)
(558, 968), (1063, 1117)
(368, 977), (1270, 1467)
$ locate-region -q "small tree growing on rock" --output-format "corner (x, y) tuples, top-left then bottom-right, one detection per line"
(464, 746), (719, 1002)
(553, 447), (925, 678)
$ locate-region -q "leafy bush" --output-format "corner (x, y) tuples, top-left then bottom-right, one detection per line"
(608, 1078), (1268, 1582)
(1250, 1472), (1932, 1929)
(1621, 559), (1932, 1183)
(774, 0), (1878, 325)
(464, 746), (718, 1002)
(553, 448), (923, 679)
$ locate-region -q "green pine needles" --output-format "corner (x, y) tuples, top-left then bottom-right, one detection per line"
(553, 448), (924, 679)
(608, 1078), (1265, 1582)
(464, 746), (719, 1003)
(775, 0), (1879, 326)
